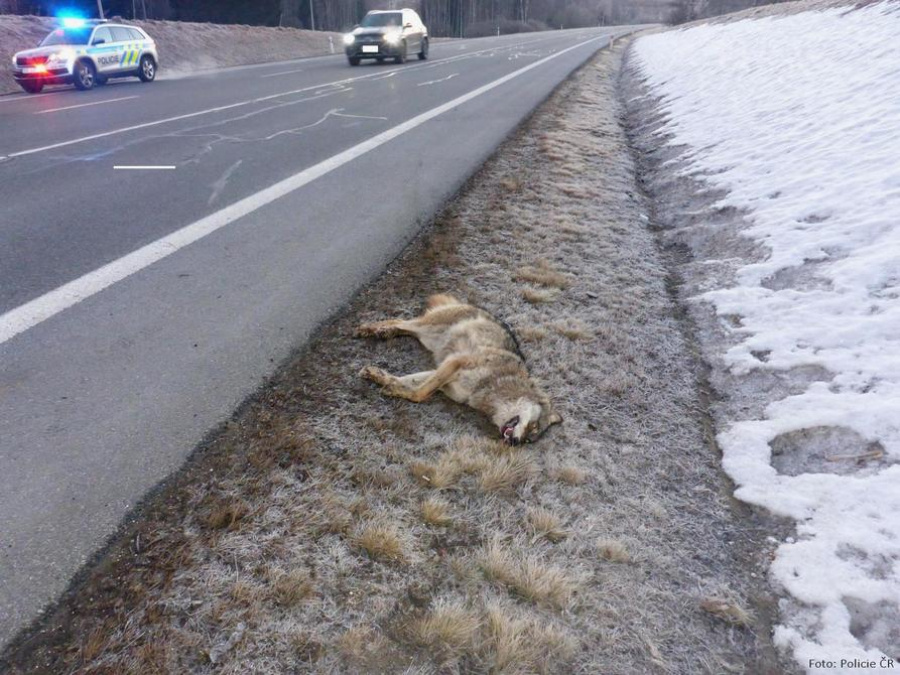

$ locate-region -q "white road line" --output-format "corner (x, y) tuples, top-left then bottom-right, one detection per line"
(0, 34), (607, 346)
(36, 95), (139, 115)
(417, 73), (459, 86)
(261, 68), (306, 78)
(113, 165), (176, 170)
(0, 35), (558, 161)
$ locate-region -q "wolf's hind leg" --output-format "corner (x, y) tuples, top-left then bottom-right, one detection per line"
(355, 318), (420, 339)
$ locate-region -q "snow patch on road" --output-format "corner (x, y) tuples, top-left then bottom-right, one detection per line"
(634, 3), (900, 672)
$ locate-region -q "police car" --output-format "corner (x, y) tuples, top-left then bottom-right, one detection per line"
(12, 18), (158, 94)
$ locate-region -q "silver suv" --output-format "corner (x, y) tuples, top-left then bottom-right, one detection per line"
(343, 9), (429, 66)
(12, 19), (159, 94)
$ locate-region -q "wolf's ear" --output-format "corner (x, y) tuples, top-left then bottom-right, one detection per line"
(548, 411), (563, 426)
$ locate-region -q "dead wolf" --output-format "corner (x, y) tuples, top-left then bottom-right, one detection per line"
(357, 294), (562, 445)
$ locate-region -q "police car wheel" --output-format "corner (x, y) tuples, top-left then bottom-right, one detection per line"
(73, 60), (96, 90)
(20, 81), (44, 94)
(394, 41), (407, 64)
(138, 55), (156, 82)
(418, 38), (429, 60)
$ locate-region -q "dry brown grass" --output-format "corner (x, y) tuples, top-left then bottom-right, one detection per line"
(518, 326), (549, 342)
(597, 538), (631, 564)
(500, 177), (522, 192)
(352, 520), (408, 563)
(553, 465), (588, 485)
(229, 579), (260, 605)
(480, 541), (579, 608)
(515, 260), (571, 289)
(700, 597), (753, 627)
(550, 320), (593, 341)
(413, 601), (480, 660)
(522, 287), (558, 304)
(270, 569), (315, 607)
(203, 498), (250, 530)
(338, 625), (394, 670)
(483, 603), (578, 673)
(527, 507), (568, 543)
(420, 496), (454, 527)
(477, 454), (537, 494)
(79, 626), (109, 663)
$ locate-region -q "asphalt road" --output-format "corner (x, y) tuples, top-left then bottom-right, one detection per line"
(0, 27), (636, 648)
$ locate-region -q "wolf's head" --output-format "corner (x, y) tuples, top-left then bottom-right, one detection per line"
(496, 398), (562, 446)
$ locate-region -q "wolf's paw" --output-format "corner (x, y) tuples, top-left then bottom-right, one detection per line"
(359, 365), (390, 384)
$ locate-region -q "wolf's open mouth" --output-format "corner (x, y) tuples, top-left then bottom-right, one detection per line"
(501, 416), (520, 444)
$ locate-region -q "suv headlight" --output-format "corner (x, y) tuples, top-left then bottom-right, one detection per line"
(342, 34), (355, 45)
(384, 31), (402, 45)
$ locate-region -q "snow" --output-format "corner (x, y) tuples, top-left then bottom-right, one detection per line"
(633, 3), (900, 673)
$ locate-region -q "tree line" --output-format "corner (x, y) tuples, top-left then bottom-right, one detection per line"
(0, 0), (781, 34)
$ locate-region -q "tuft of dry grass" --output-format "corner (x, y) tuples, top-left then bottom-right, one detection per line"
(528, 507), (568, 543)
(420, 496), (454, 527)
(203, 497), (250, 530)
(483, 603), (578, 673)
(413, 600), (480, 660)
(352, 520), (408, 563)
(338, 625), (394, 670)
(518, 326), (549, 342)
(480, 541), (578, 608)
(290, 631), (325, 663)
(700, 597), (753, 627)
(596, 538), (631, 564)
(522, 287), (558, 304)
(270, 569), (315, 607)
(515, 260), (571, 289)
(500, 177), (522, 192)
(553, 465), (588, 485)
(478, 454), (537, 494)
(229, 579), (260, 605)
(551, 320), (592, 341)
(79, 626), (109, 663)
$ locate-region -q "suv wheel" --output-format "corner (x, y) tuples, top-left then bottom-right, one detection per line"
(138, 55), (156, 82)
(418, 38), (429, 60)
(72, 60), (96, 90)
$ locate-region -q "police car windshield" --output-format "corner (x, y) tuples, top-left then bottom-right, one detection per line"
(41, 27), (92, 46)
(359, 12), (402, 27)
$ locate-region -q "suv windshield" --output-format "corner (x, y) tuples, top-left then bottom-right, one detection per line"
(359, 12), (402, 27)
(40, 27), (92, 46)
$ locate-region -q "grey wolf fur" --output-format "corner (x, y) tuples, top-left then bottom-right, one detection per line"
(356, 294), (562, 445)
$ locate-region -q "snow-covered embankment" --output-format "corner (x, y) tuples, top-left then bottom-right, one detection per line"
(631, 3), (900, 672)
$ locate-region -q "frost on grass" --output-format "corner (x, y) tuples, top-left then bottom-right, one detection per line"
(631, 2), (900, 670)
(6, 45), (774, 675)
